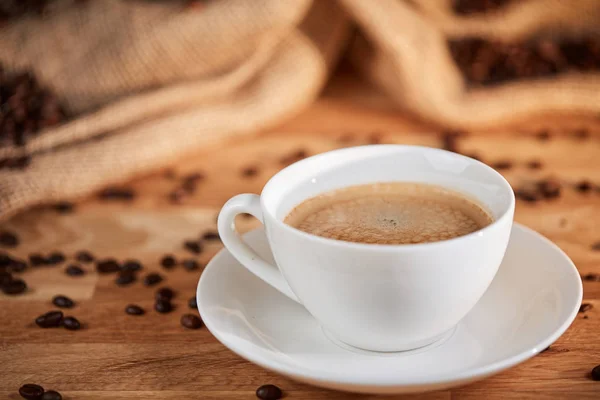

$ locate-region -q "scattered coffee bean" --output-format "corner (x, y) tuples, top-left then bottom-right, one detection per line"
(575, 180), (593, 193)
(0, 230), (19, 248)
(515, 187), (539, 203)
(592, 242), (600, 251)
(584, 315), (589, 319)
(160, 255), (177, 269)
(42, 390), (62, 400)
(202, 231), (220, 241)
(0, 253), (11, 268)
(182, 172), (204, 182)
(242, 166), (258, 177)
(188, 296), (197, 309)
(155, 287), (175, 301)
(0, 271), (12, 286)
(29, 253), (46, 266)
(280, 149), (309, 165)
(491, 160), (512, 170)
(527, 160), (543, 169)
(62, 316), (81, 330)
(538, 179), (561, 199)
(35, 310), (64, 328)
(256, 384), (283, 400)
(182, 259), (200, 271)
(2, 278), (27, 295)
(96, 259), (120, 274)
(574, 128), (590, 140)
(122, 260), (142, 272)
(583, 273), (600, 282)
(75, 250), (94, 263)
(65, 264), (85, 277)
(115, 271), (136, 286)
(154, 299), (173, 313)
(579, 303), (593, 313)
(125, 304), (145, 316)
(184, 240), (203, 254)
(143, 273), (163, 286)
(592, 364), (600, 381)
(536, 131), (551, 141)
(46, 252), (65, 265)
(18, 383), (44, 400)
(98, 187), (136, 201)
(52, 295), (75, 309)
(52, 202), (75, 214)
(181, 314), (203, 329)
(8, 259), (27, 273)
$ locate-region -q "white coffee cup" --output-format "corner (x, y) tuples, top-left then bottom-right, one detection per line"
(218, 145), (515, 352)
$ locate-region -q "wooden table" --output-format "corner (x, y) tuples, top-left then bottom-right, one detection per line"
(1, 70), (600, 399)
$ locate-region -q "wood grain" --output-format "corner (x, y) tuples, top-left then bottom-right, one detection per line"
(1, 70), (600, 399)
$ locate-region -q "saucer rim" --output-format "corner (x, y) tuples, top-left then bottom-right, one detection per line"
(197, 223), (582, 389)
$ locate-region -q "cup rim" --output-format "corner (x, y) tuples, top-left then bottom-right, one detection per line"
(261, 145), (515, 251)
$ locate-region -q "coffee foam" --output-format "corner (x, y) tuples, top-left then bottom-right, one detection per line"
(284, 182), (493, 245)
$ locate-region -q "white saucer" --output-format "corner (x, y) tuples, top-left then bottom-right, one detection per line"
(197, 224), (582, 394)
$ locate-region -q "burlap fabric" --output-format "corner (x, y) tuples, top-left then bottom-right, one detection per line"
(1, 0), (599, 220)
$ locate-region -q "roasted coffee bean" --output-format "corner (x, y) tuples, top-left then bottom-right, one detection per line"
(46, 252), (65, 265)
(575, 180), (592, 193)
(181, 313), (203, 329)
(256, 384), (283, 400)
(202, 231), (220, 241)
(122, 260), (142, 272)
(188, 296), (197, 309)
(29, 253), (46, 266)
(0, 270), (12, 286)
(182, 172), (204, 182)
(62, 316), (81, 330)
(52, 295), (75, 309)
(242, 166), (258, 177)
(583, 273), (600, 282)
(155, 287), (174, 301)
(592, 242), (600, 251)
(183, 240), (203, 254)
(160, 255), (176, 269)
(143, 272), (163, 286)
(182, 259), (199, 271)
(536, 131), (551, 141)
(527, 160), (543, 169)
(115, 271), (136, 286)
(96, 259), (120, 274)
(2, 278), (27, 295)
(579, 303), (592, 313)
(18, 383), (44, 400)
(125, 304), (145, 316)
(65, 264), (85, 277)
(0, 253), (11, 268)
(75, 250), (94, 263)
(8, 259), (27, 273)
(491, 160), (512, 170)
(538, 179), (561, 199)
(0, 230), (19, 247)
(515, 188), (539, 203)
(41, 390), (62, 400)
(35, 310), (64, 328)
(98, 187), (136, 201)
(154, 299), (173, 313)
(53, 202), (75, 214)
(592, 364), (600, 381)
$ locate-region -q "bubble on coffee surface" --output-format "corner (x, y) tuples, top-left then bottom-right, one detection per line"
(284, 182), (493, 245)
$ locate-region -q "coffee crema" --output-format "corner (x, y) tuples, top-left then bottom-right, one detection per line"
(284, 182), (493, 245)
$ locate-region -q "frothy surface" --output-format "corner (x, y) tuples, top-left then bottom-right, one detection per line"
(284, 182), (493, 245)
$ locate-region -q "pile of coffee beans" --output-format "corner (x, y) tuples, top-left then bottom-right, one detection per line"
(34, 310), (81, 330)
(451, 0), (514, 15)
(449, 37), (600, 86)
(18, 383), (62, 400)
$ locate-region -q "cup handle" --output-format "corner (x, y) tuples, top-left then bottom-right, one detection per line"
(218, 194), (300, 303)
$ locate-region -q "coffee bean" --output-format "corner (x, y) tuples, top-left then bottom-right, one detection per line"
(42, 390), (62, 400)
(96, 259), (120, 274)
(579, 303), (592, 313)
(584, 315), (589, 319)
(122, 260), (142, 272)
(154, 299), (173, 313)
(183, 240), (203, 254)
(575, 180), (592, 193)
(8, 259), (27, 273)
(492, 160), (512, 170)
(592, 242), (600, 251)
(29, 253), (46, 266)
(143, 273), (163, 286)
(35, 310), (64, 328)
(188, 296), (197, 309)
(52, 295), (74, 309)
(46, 252), (65, 265)
(52, 202), (75, 214)
(98, 187), (136, 201)
(160, 255), (176, 269)
(180, 314), (203, 329)
(536, 131), (551, 141)
(592, 364), (600, 381)
(202, 231), (220, 241)
(0, 253), (11, 268)
(574, 128), (590, 140)
(125, 304), (145, 316)
(0, 271), (12, 286)
(182, 259), (199, 271)
(75, 250), (94, 263)
(62, 316), (81, 330)
(256, 384), (283, 400)
(65, 264), (85, 277)
(2, 278), (27, 295)
(0, 230), (19, 247)
(183, 172), (204, 182)
(583, 273), (600, 282)
(527, 160), (543, 169)
(18, 383), (44, 400)
(156, 287), (174, 301)
(242, 166), (258, 177)
(115, 271), (136, 286)
(515, 187), (539, 203)
(538, 179), (561, 199)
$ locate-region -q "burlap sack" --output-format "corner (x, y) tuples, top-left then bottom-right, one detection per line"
(343, 0), (600, 128)
(0, 0), (350, 220)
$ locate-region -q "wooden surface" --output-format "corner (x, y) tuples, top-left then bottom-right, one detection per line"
(1, 70), (600, 399)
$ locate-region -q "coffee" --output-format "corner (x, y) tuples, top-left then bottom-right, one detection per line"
(284, 182), (493, 245)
